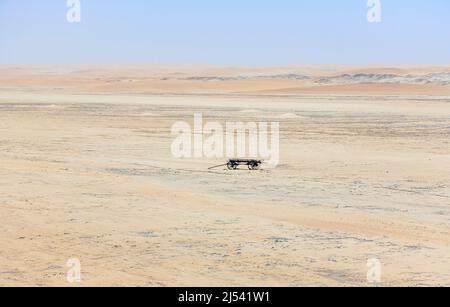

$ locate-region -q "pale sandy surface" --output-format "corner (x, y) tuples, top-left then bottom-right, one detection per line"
(0, 66), (450, 286)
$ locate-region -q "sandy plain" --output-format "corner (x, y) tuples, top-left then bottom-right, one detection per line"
(0, 66), (449, 286)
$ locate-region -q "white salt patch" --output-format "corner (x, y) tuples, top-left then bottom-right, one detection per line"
(278, 113), (301, 119)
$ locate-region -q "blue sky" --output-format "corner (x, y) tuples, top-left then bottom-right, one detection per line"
(0, 0), (449, 65)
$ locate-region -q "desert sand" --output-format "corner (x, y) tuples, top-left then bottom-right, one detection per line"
(0, 65), (449, 286)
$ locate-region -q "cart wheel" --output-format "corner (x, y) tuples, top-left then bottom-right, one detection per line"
(248, 163), (261, 170)
(227, 162), (237, 170)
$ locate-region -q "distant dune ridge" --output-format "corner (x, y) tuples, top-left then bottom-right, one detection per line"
(1, 65), (450, 96)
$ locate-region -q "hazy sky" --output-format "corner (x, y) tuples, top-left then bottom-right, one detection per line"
(1, 0), (449, 65)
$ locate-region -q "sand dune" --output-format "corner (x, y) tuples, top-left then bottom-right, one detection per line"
(2, 65), (450, 96)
